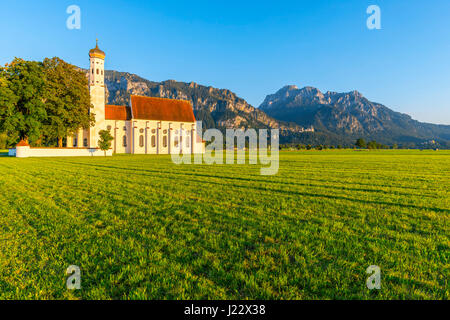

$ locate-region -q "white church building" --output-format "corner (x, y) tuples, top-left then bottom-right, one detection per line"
(13, 41), (205, 158)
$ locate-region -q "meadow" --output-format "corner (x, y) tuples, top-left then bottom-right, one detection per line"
(0, 150), (448, 299)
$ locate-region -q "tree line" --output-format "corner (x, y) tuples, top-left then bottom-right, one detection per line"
(279, 138), (394, 150)
(0, 57), (94, 148)
(355, 138), (390, 149)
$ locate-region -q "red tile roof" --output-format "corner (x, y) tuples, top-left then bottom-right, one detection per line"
(105, 105), (132, 121)
(16, 140), (30, 147)
(130, 95), (195, 122)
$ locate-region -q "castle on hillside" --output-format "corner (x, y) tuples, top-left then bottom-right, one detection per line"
(68, 41), (205, 154)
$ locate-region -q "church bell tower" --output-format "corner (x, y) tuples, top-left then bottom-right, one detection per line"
(88, 39), (106, 148)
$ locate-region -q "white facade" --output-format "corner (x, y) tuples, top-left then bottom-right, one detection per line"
(89, 55), (106, 148)
(14, 146), (112, 158)
(105, 119), (204, 155)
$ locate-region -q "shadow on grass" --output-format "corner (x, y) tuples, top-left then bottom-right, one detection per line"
(51, 159), (450, 214)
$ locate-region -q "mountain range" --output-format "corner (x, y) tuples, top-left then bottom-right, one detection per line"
(101, 70), (450, 147)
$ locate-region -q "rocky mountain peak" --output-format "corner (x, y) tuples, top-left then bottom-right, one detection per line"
(260, 85), (450, 146)
(279, 85), (299, 92)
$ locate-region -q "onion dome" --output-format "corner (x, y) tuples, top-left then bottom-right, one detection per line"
(89, 39), (105, 59)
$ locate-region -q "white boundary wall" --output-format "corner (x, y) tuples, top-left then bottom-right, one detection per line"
(13, 146), (112, 158)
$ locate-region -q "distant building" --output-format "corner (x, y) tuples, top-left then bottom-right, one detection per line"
(67, 40), (205, 154)
(301, 126), (315, 133)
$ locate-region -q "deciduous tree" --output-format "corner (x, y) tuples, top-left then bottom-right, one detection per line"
(0, 58), (47, 144)
(98, 129), (114, 156)
(355, 138), (366, 149)
(42, 57), (94, 147)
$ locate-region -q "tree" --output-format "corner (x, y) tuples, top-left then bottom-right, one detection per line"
(0, 73), (14, 148)
(367, 140), (378, 149)
(42, 57), (94, 147)
(355, 138), (366, 149)
(0, 132), (7, 149)
(0, 58), (47, 144)
(98, 130), (113, 156)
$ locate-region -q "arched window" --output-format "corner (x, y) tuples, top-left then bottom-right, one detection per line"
(96, 69), (99, 75)
(107, 125), (112, 131)
(83, 138), (88, 147)
(73, 138), (78, 147)
(139, 135), (144, 147)
(151, 129), (156, 134)
(92, 68), (94, 74)
(174, 137), (179, 147)
(123, 135), (127, 147)
(163, 136), (168, 148)
(140, 128), (144, 134)
(151, 136), (156, 148)
(186, 136), (190, 148)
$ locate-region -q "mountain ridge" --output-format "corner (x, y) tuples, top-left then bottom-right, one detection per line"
(101, 70), (312, 143)
(94, 69), (449, 147)
(260, 85), (450, 147)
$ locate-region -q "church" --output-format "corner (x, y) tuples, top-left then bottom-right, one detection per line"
(67, 41), (205, 155)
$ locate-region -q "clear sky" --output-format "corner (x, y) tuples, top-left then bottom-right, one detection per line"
(1, 0), (449, 124)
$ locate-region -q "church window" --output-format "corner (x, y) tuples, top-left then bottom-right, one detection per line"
(83, 138), (88, 147)
(73, 138), (78, 147)
(151, 129), (156, 134)
(151, 136), (156, 148)
(123, 135), (127, 147)
(163, 136), (168, 148)
(123, 126), (127, 131)
(174, 137), (179, 147)
(107, 125), (112, 131)
(92, 68), (94, 74)
(97, 69), (99, 75)
(139, 128), (144, 134)
(101, 70), (103, 76)
(163, 130), (167, 134)
(186, 137), (190, 148)
(139, 135), (144, 147)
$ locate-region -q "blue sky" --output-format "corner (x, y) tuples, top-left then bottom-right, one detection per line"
(1, 0), (449, 124)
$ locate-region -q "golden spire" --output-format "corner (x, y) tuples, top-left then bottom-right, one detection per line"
(89, 38), (105, 59)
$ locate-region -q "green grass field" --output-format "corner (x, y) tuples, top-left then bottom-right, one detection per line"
(0, 150), (448, 299)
